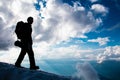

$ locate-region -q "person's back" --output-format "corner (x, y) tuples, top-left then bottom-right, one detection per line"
(21, 23), (32, 45)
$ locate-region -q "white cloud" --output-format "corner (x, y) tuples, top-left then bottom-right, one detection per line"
(72, 62), (99, 80)
(0, 15), (14, 50)
(90, 0), (98, 3)
(35, 0), (104, 45)
(33, 44), (104, 61)
(97, 45), (120, 63)
(0, 47), (20, 63)
(91, 4), (108, 16)
(88, 37), (110, 46)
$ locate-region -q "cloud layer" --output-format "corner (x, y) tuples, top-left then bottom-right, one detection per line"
(91, 4), (108, 15)
(72, 62), (99, 80)
(97, 45), (120, 63)
(35, 0), (107, 44)
(88, 37), (110, 46)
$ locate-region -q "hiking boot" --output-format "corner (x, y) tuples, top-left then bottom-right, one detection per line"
(30, 66), (39, 70)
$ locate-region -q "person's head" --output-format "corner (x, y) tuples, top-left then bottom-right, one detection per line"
(27, 17), (33, 24)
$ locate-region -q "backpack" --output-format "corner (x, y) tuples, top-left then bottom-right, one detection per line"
(15, 21), (24, 39)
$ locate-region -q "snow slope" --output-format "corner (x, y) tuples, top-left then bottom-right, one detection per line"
(0, 62), (70, 80)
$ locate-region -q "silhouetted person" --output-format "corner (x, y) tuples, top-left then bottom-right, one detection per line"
(15, 17), (39, 70)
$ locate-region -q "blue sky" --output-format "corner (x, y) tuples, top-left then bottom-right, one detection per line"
(0, 0), (120, 64)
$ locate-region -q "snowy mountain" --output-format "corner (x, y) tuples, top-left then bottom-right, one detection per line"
(0, 62), (70, 80)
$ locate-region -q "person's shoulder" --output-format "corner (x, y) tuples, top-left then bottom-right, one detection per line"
(24, 22), (27, 25)
(23, 23), (28, 26)
(24, 23), (30, 25)
(17, 21), (24, 25)
(24, 23), (31, 28)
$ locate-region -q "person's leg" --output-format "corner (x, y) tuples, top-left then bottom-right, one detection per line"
(15, 48), (26, 67)
(27, 46), (39, 69)
(27, 45), (35, 66)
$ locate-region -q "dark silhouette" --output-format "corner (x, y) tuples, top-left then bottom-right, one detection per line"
(15, 17), (39, 70)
